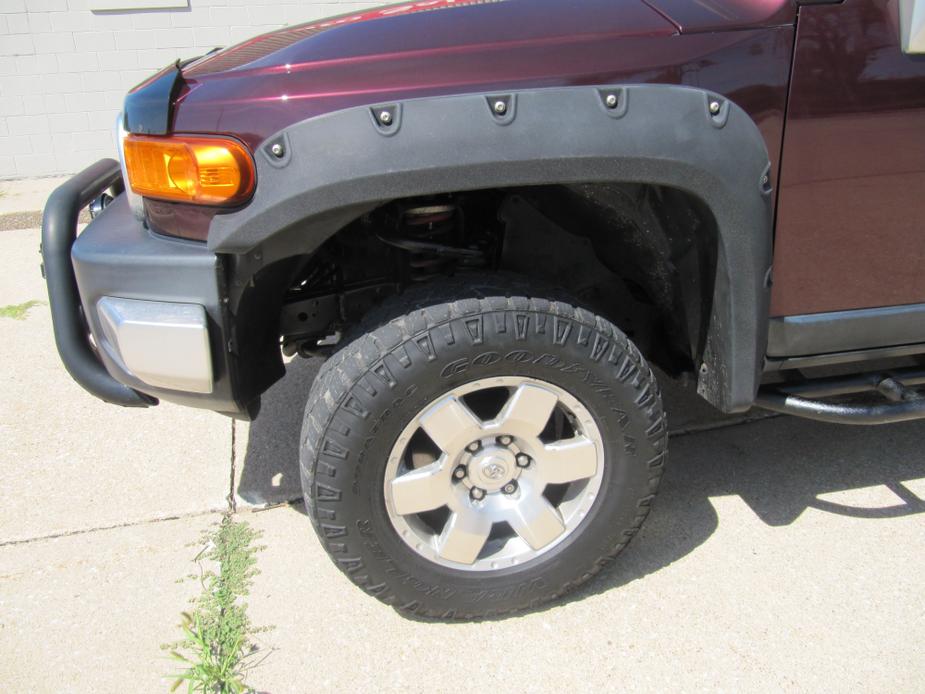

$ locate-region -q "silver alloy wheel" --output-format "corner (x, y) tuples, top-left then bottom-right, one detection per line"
(383, 376), (605, 571)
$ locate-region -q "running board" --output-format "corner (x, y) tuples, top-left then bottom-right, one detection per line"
(755, 368), (925, 425)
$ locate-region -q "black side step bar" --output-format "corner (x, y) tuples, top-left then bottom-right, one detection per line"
(755, 368), (925, 425)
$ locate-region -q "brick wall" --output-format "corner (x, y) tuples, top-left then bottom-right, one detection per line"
(0, 0), (378, 179)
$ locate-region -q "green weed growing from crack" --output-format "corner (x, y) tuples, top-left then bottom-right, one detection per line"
(0, 300), (42, 320)
(166, 515), (266, 693)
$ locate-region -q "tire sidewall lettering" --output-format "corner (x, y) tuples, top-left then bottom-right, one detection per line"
(439, 351), (502, 378)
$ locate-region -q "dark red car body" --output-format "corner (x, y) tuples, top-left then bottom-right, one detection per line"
(169, 0), (924, 319)
(176, 0), (791, 165)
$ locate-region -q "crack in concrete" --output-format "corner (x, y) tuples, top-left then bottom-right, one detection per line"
(0, 508), (224, 548)
(228, 419), (238, 514)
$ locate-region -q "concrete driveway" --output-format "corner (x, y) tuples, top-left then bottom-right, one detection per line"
(1, 215), (923, 691)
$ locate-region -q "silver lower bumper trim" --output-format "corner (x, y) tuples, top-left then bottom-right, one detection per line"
(97, 296), (213, 394)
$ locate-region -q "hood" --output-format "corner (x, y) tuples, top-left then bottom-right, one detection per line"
(182, 0), (676, 79)
(171, 0), (794, 149)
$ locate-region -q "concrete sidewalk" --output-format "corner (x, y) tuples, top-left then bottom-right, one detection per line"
(1, 208), (923, 690)
(0, 228), (231, 543)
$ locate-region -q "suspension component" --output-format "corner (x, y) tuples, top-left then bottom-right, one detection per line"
(406, 203), (455, 282)
(377, 202), (486, 281)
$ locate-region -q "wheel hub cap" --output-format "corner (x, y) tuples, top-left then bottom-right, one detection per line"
(470, 447), (515, 491)
(384, 376), (605, 572)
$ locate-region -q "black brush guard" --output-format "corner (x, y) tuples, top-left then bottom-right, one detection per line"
(41, 158), (155, 408)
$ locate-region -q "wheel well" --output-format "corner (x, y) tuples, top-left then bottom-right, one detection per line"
(497, 183), (717, 376)
(235, 182), (719, 399)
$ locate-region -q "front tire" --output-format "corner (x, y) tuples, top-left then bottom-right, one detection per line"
(300, 279), (667, 619)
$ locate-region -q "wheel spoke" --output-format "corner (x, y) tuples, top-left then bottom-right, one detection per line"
(495, 384), (559, 439)
(390, 458), (452, 515)
(419, 396), (483, 453)
(537, 436), (598, 485)
(437, 508), (493, 564)
(506, 496), (566, 550)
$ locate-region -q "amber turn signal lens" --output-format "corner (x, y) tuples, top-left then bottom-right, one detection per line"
(123, 135), (255, 206)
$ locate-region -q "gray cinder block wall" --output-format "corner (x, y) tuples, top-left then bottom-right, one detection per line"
(0, 0), (377, 179)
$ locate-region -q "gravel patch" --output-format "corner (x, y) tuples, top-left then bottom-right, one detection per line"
(0, 209), (89, 231)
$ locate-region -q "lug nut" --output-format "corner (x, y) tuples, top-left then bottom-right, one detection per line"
(709, 100), (721, 115)
(379, 110), (392, 125)
(466, 441), (481, 453)
(604, 93), (618, 108)
(270, 142), (285, 158)
(502, 481), (518, 495)
(454, 465), (467, 480)
(493, 100), (507, 115)
(516, 453), (531, 468)
(470, 487), (486, 501)
(497, 435), (513, 446)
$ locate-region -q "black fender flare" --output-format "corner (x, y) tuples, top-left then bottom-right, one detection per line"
(209, 85), (773, 412)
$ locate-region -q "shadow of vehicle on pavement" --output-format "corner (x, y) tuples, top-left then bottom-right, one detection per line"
(238, 357), (925, 617)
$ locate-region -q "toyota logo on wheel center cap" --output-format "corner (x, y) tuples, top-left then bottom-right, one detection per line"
(468, 447), (518, 491)
(481, 459), (507, 480)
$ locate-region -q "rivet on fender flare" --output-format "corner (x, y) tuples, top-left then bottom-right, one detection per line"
(485, 94), (515, 125)
(759, 164), (773, 195)
(370, 104), (401, 136)
(597, 87), (628, 118)
(706, 94), (729, 128)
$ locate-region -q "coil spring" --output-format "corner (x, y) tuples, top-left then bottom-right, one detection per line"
(401, 204), (458, 281)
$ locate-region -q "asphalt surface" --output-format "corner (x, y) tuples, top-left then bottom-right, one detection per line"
(1, 223), (923, 692)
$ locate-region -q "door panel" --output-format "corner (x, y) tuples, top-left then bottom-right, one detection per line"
(770, 0), (925, 317)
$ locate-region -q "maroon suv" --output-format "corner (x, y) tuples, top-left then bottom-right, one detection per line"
(42, 0), (925, 618)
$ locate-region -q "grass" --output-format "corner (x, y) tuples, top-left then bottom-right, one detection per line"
(167, 515), (266, 693)
(0, 300), (42, 320)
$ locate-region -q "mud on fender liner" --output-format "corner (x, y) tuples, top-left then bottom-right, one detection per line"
(208, 85), (773, 413)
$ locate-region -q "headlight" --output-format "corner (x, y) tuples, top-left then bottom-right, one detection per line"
(122, 134), (255, 206)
